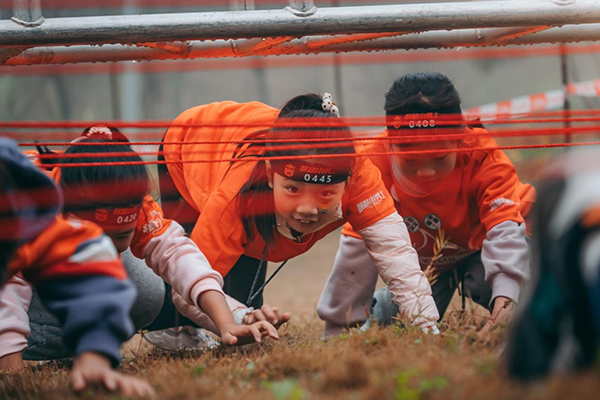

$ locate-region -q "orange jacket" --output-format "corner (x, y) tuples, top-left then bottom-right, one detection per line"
(9, 215), (125, 284)
(164, 101), (397, 276)
(342, 130), (536, 270)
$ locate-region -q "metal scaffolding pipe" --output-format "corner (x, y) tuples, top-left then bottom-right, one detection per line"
(1, 0), (600, 47)
(230, 0), (255, 11)
(12, 0), (43, 27)
(4, 23), (600, 66)
(1, 0), (40, 64)
(327, 23), (600, 51)
(288, 0), (316, 14)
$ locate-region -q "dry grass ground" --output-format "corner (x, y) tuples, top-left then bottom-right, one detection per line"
(3, 157), (600, 400)
(1, 232), (600, 400)
(2, 313), (600, 400)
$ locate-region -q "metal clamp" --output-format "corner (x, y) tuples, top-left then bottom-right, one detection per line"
(11, 16), (44, 27)
(284, 5), (318, 17)
(551, 0), (575, 6)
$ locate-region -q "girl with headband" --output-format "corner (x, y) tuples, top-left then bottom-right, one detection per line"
(158, 93), (439, 337)
(0, 127), (282, 367)
(318, 73), (535, 337)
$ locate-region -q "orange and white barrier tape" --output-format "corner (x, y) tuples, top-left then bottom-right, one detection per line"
(467, 79), (600, 120)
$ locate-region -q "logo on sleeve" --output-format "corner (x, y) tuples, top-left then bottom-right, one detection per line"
(142, 210), (163, 235)
(357, 190), (386, 214)
(489, 197), (518, 211)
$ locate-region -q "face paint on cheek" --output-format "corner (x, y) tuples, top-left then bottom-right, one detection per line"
(318, 200), (336, 215)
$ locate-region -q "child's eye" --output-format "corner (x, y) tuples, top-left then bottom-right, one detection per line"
(320, 191), (334, 198)
(285, 186), (299, 194)
(434, 154), (448, 161)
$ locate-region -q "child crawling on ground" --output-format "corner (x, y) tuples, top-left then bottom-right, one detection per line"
(0, 138), (153, 396)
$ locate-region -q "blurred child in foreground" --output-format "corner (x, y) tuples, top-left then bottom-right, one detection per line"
(0, 138), (153, 397)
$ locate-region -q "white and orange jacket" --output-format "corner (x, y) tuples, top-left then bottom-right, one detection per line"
(0, 159), (248, 359)
(0, 139), (135, 364)
(318, 130), (534, 337)
(163, 101), (439, 328)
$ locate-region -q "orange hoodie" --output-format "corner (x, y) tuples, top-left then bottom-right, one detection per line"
(163, 101), (397, 276)
(342, 130), (536, 271)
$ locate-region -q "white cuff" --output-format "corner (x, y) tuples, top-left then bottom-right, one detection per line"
(232, 307), (254, 325)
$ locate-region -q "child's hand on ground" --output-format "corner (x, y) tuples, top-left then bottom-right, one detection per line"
(0, 351), (24, 371)
(197, 291), (283, 345)
(70, 352), (155, 397)
(479, 296), (515, 335)
(243, 304), (292, 329)
(220, 320), (279, 345)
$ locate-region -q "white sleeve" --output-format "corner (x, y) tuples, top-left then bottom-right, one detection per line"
(357, 212), (439, 327)
(0, 273), (32, 358)
(171, 290), (250, 335)
(481, 220), (530, 305)
(142, 221), (224, 309)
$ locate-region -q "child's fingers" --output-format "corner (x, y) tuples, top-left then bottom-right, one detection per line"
(69, 369), (85, 392)
(102, 371), (118, 391)
(221, 332), (238, 346)
(252, 309), (267, 322)
(259, 321), (280, 340)
(137, 380), (156, 397)
(478, 321), (493, 337)
(489, 305), (513, 328)
(250, 325), (262, 343)
(260, 305), (279, 325)
(129, 377), (156, 398)
(279, 311), (292, 323)
(270, 307), (291, 321)
(114, 374), (155, 398)
(115, 375), (136, 397)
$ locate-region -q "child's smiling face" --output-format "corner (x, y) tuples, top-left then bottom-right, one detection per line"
(269, 172), (346, 235)
(391, 140), (458, 192)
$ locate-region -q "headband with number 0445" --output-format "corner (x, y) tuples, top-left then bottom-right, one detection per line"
(270, 160), (350, 184)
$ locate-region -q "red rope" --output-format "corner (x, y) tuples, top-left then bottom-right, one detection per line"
(16, 123), (600, 150)
(39, 140), (600, 168)
(4, 113), (600, 130)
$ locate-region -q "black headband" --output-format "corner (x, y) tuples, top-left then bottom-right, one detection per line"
(270, 160), (350, 185)
(386, 105), (465, 135)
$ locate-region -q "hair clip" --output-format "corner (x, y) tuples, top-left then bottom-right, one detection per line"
(86, 126), (113, 139)
(322, 93), (340, 117)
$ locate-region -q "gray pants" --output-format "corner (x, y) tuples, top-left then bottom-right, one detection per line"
(24, 249), (165, 361)
(366, 256), (491, 328)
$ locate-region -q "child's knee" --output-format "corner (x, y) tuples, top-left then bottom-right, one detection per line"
(121, 250), (166, 329)
(463, 270), (492, 310)
(316, 300), (337, 322)
(24, 323), (72, 361)
(316, 299), (357, 326)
